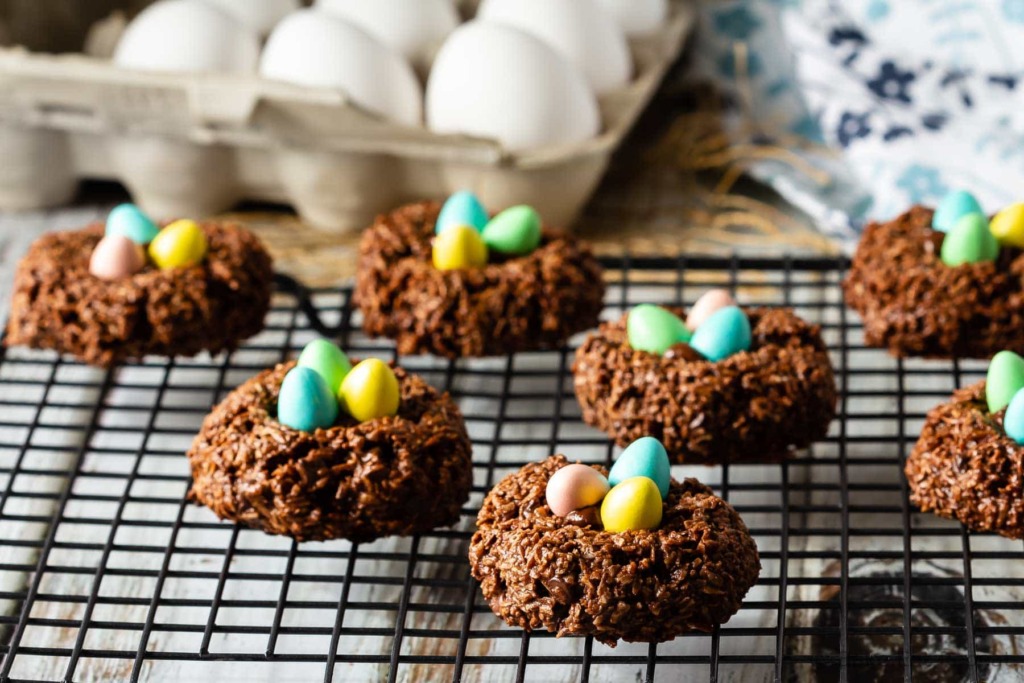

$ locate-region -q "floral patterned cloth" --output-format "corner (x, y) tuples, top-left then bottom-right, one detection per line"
(691, 0), (1024, 248)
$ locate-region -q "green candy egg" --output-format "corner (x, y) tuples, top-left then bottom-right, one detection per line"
(627, 304), (690, 356)
(986, 350), (1024, 413)
(482, 205), (542, 256)
(297, 339), (352, 395)
(940, 214), (999, 266)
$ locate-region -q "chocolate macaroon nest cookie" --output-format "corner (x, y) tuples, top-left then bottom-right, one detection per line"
(6, 222), (272, 367)
(573, 307), (837, 464)
(844, 205), (1024, 358)
(355, 200), (605, 358)
(906, 382), (1024, 538)
(469, 455), (761, 645)
(187, 360), (473, 543)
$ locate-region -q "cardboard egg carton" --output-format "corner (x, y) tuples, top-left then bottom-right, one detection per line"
(0, 1), (694, 232)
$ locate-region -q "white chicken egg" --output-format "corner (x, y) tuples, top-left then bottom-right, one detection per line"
(596, 0), (669, 36)
(315, 0), (459, 69)
(476, 0), (632, 94)
(113, 0), (260, 73)
(260, 9), (422, 126)
(426, 21), (600, 151)
(199, 0), (300, 35)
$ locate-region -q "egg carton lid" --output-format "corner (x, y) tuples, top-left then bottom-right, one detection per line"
(0, 0), (694, 168)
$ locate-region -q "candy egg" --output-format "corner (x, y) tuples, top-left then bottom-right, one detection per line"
(689, 306), (752, 362)
(297, 339), (352, 394)
(339, 358), (401, 422)
(627, 304), (690, 355)
(105, 203), (160, 245)
(986, 350), (1024, 413)
(433, 224), (488, 271)
(600, 477), (663, 533)
(545, 463), (611, 517)
(482, 205), (542, 256)
(148, 219), (208, 270)
(609, 436), (671, 499)
(933, 190), (984, 233)
(89, 234), (147, 281)
(277, 366), (339, 432)
(940, 213), (999, 266)
(686, 289), (736, 331)
(436, 191), (489, 234)
(1004, 388), (1024, 444)
(989, 203), (1024, 249)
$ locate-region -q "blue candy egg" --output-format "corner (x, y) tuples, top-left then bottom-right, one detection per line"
(689, 306), (752, 362)
(105, 203), (160, 245)
(436, 191), (488, 234)
(277, 366), (339, 432)
(932, 190), (984, 233)
(608, 436), (671, 499)
(1004, 387), (1024, 444)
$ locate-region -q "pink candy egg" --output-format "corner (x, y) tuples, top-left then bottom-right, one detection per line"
(89, 234), (147, 281)
(686, 289), (736, 331)
(545, 463), (610, 517)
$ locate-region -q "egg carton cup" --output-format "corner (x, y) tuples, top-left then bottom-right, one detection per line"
(0, 1), (694, 232)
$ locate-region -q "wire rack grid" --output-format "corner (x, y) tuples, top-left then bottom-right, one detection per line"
(0, 256), (1019, 683)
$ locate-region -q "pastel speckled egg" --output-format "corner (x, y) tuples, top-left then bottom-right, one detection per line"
(608, 436), (670, 499)
(932, 190), (984, 233)
(297, 339), (352, 394)
(989, 203), (1024, 249)
(986, 350), (1024, 413)
(278, 366), (339, 432)
(433, 224), (488, 271)
(600, 477), (663, 533)
(105, 203), (160, 245)
(941, 214), (1000, 266)
(339, 358), (401, 422)
(482, 205), (542, 255)
(436, 191), (488, 234)
(1004, 388), (1024, 444)
(686, 289), (736, 331)
(627, 304), (690, 355)
(148, 219), (208, 270)
(89, 234), (147, 281)
(689, 305), (752, 362)
(545, 463), (610, 517)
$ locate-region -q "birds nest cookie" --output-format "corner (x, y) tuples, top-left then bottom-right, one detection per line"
(5, 204), (272, 367)
(355, 193), (605, 358)
(844, 192), (1024, 358)
(906, 351), (1024, 538)
(572, 292), (837, 464)
(188, 340), (473, 543)
(469, 439), (761, 645)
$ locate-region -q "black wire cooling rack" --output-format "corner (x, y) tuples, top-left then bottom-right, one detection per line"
(0, 256), (1019, 683)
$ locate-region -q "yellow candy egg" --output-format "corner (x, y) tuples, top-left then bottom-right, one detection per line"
(600, 476), (663, 533)
(148, 219), (208, 270)
(339, 358), (400, 422)
(990, 203), (1024, 249)
(432, 224), (488, 271)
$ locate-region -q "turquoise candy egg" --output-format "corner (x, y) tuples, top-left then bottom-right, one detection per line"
(277, 367), (339, 432)
(932, 190), (984, 233)
(436, 190), (488, 234)
(940, 213), (999, 266)
(689, 305), (752, 362)
(627, 304), (690, 355)
(608, 436), (671, 499)
(482, 205), (542, 255)
(986, 350), (1024, 413)
(297, 339), (352, 394)
(105, 203), (160, 245)
(1004, 388), (1024, 444)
